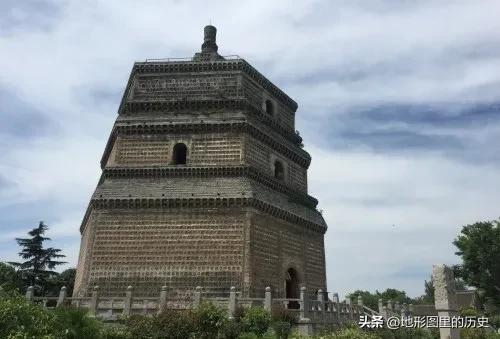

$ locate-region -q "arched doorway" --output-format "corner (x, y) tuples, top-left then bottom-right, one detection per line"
(285, 268), (300, 309)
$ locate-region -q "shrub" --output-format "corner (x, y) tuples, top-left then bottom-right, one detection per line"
(489, 314), (500, 330)
(242, 307), (272, 337)
(331, 328), (382, 339)
(222, 320), (243, 339)
(125, 310), (197, 339)
(373, 327), (435, 339)
(0, 292), (59, 338)
(124, 314), (155, 339)
(99, 324), (132, 339)
(153, 309), (197, 339)
(238, 333), (259, 339)
(193, 301), (228, 338)
(461, 328), (500, 339)
(272, 321), (292, 339)
(272, 305), (297, 324)
(238, 333), (275, 339)
(51, 307), (102, 339)
(460, 307), (480, 317)
(233, 304), (246, 322)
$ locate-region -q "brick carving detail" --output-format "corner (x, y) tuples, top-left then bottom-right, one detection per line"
(75, 208), (246, 298)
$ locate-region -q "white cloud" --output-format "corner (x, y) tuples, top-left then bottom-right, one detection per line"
(308, 146), (500, 296)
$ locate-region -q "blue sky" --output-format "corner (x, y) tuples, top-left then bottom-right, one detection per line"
(1, 0), (500, 298)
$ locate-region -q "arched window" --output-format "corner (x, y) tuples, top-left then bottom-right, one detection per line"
(274, 160), (284, 181)
(172, 143), (187, 165)
(265, 99), (274, 116)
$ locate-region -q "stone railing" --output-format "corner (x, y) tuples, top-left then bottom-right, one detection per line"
(377, 298), (411, 319)
(24, 285), (378, 335)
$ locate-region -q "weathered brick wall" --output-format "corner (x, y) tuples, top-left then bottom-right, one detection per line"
(189, 134), (243, 165)
(249, 212), (326, 297)
(129, 72), (242, 101)
(244, 135), (308, 192)
(125, 70), (295, 133)
(73, 216), (94, 297)
(105, 133), (307, 193)
(74, 208), (247, 298)
(107, 133), (243, 167)
(242, 75), (295, 131)
(112, 138), (170, 165)
(288, 162), (308, 192)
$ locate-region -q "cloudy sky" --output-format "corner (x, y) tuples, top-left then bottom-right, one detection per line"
(1, 0), (500, 298)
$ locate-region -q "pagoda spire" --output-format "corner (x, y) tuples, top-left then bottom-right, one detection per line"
(193, 25), (224, 61)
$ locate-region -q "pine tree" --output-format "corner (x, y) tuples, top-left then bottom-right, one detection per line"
(9, 221), (66, 294)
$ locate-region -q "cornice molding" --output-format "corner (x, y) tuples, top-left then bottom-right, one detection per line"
(120, 99), (303, 145)
(102, 165), (318, 209)
(80, 197), (326, 235)
(131, 59), (298, 111)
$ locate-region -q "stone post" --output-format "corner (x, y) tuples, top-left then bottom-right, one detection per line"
(298, 286), (313, 336)
(387, 300), (393, 312)
(409, 304), (414, 316)
(193, 286), (202, 307)
(317, 289), (324, 309)
(346, 297), (354, 320)
(433, 264), (460, 339)
(317, 289), (325, 324)
(56, 286), (67, 307)
(124, 286), (133, 316)
(264, 287), (272, 312)
(299, 286), (308, 320)
(378, 299), (383, 313)
(158, 286), (167, 314)
(402, 303), (408, 317)
(333, 293), (340, 322)
(395, 301), (401, 313)
(90, 286), (99, 316)
(356, 295), (363, 317)
(228, 286), (237, 320)
(25, 286), (34, 304)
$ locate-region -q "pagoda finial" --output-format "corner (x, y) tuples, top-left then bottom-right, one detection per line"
(202, 25), (218, 53)
(193, 25), (224, 61)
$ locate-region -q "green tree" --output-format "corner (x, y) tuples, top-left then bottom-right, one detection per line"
(414, 275), (467, 304)
(48, 268), (76, 296)
(378, 288), (412, 305)
(453, 219), (500, 308)
(423, 278), (434, 303)
(346, 290), (380, 310)
(9, 221), (66, 294)
(0, 262), (24, 292)
(347, 288), (412, 310)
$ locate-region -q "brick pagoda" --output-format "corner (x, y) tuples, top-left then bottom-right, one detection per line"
(73, 26), (327, 300)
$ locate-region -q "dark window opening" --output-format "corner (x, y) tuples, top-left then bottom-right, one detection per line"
(172, 143), (187, 165)
(274, 160), (284, 181)
(285, 268), (300, 309)
(265, 100), (274, 115)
